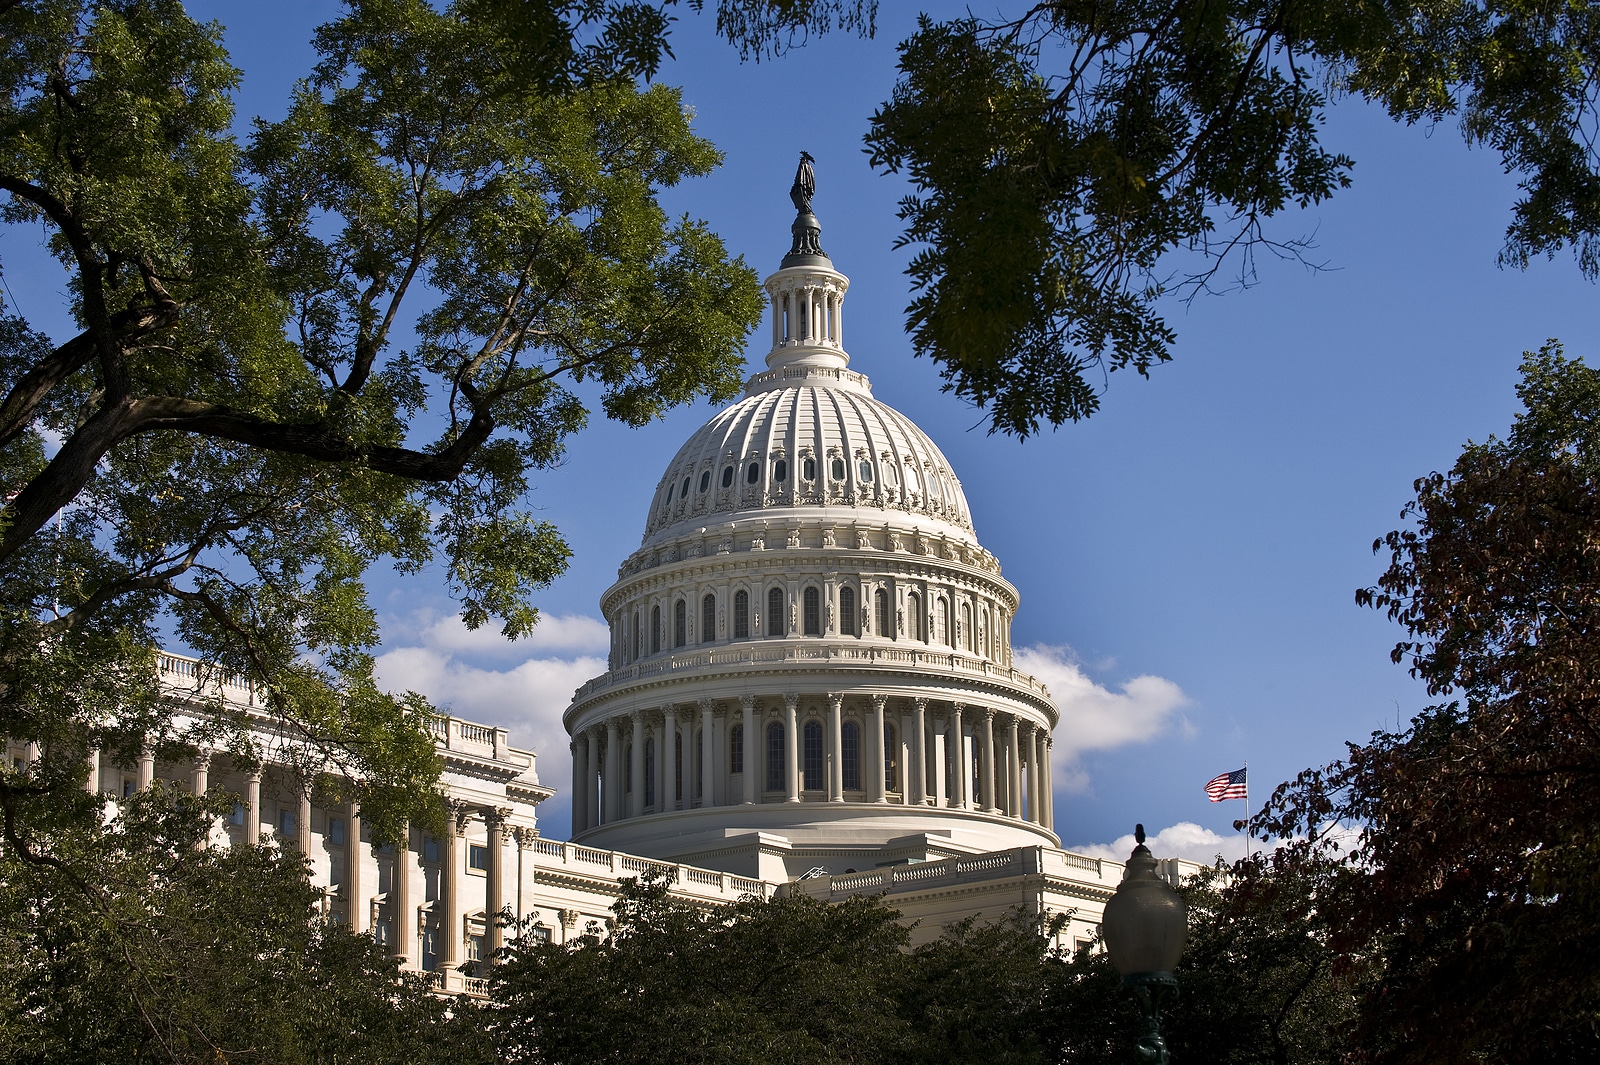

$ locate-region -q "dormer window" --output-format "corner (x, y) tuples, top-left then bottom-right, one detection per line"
(802, 457), (816, 481)
(746, 462), (760, 484)
(722, 465), (735, 488)
(680, 476), (691, 499)
(773, 459), (788, 483)
(699, 470), (711, 493)
(858, 461), (874, 483)
(831, 457), (846, 481)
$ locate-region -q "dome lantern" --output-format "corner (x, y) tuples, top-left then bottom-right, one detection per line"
(765, 152), (850, 375)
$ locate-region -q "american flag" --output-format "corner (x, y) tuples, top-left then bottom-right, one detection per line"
(1205, 767), (1247, 802)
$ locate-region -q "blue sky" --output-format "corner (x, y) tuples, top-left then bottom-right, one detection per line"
(11, 3), (1600, 861)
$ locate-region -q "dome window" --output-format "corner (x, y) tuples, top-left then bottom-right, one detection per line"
(830, 457), (846, 481)
(664, 483), (674, 504)
(802, 457), (816, 481)
(722, 465), (734, 488)
(699, 470), (711, 493)
(883, 464), (897, 487)
(746, 462), (760, 485)
(858, 460), (874, 483)
(680, 476), (691, 499)
(773, 458), (788, 483)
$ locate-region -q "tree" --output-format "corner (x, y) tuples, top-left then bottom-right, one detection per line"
(1257, 342), (1600, 1063)
(0, 783), (483, 1065)
(863, 3), (1600, 435)
(0, 0), (765, 850)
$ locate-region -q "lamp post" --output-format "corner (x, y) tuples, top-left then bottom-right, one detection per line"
(1102, 824), (1187, 1064)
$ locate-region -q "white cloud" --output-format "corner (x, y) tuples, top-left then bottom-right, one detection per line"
(1069, 821), (1254, 866)
(373, 610), (609, 799)
(1013, 644), (1190, 793)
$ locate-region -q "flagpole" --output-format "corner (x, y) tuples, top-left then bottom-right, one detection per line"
(1244, 760), (1252, 863)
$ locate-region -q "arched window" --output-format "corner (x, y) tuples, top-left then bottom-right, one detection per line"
(701, 594), (716, 644)
(633, 611), (641, 660)
(803, 586), (821, 636)
(961, 603), (973, 651)
(680, 475), (691, 499)
(842, 721), (860, 791)
(884, 723), (898, 792)
(731, 724), (744, 775)
(803, 720), (824, 791)
(907, 593), (923, 642)
(644, 737), (656, 807)
(766, 723), (785, 792)
(875, 588), (890, 638)
(935, 596), (950, 645)
(766, 587), (784, 636)
(734, 590), (749, 639)
(675, 731), (683, 801)
(650, 605), (661, 654)
(839, 586), (857, 636)
(980, 607), (990, 657)
(673, 598), (687, 648)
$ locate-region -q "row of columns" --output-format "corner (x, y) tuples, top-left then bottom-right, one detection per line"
(571, 696), (1055, 833)
(83, 746), (528, 974)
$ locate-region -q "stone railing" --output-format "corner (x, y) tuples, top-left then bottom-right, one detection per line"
(424, 969), (490, 998)
(529, 838), (773, 902)
(572, 642), (1049, 703)
(793, 846), (1137, 902)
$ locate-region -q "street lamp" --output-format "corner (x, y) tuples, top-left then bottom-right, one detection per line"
(1102, 824), (1187, 1064)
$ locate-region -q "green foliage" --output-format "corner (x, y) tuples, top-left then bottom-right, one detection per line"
(864, 3), (1600, 436)
(0, 0), (763, 849)
(1260, 343), (1600, 1063)
(0, 787), (475, 1065)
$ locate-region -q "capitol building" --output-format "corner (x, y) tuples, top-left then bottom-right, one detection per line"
(5, 167), (1191, 995)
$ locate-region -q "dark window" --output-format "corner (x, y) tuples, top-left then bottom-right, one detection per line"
(722, 465), (734, 488)
(673, 598), (687, 648)
(675, 732), (683, 801)
(859, 460), (874, 482)
(907, 593), (922, 641)
(885, 724), (898, 791)
(701, 594), (716, 644)
(802, 456), (816, 480)
(681, 476), (691, 499)
(699, 470), (711, 492)
(468, 844), (489, 871)
(773, 458), (787, 482)
(665, 483), (674, 504)
(766, 723), (785, 791)
(634, 611), (641, 659)
(766, 588), (784, 636)
(624, 744), (632, 792)
(803, 586), (821, 635)
(840, 586), (857, 635)
(695, 731), (703, 798)
(746, 461), (760, 484)
(831, 457), (846, 480)
(329, 817), (345, 845)
(803, 721), (824, 791)
(731, 724), (744, 774)
(842, 721), (860, 791)
(734, 590), (749, 638)
(645, 737), (656, 807)
(875, 589), (891, 638)
(651, 605), (661, 653)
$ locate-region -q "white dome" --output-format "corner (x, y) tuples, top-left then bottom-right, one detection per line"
(639, 366), (976, 551)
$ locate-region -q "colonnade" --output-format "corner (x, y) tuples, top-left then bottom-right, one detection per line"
(571, 695), (1055, 834)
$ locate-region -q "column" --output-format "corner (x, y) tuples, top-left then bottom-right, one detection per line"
(570, 735), (587, 833)
(298, 789), (313, 855)
(1021, 723), (1037, 822)
(1043, 735), (1055, 830)
(662, 707), (678, 812)
(931, 714), (948, 808)
(910, 698), (928, 805)
(440, 806), (464, 971)
(391, 823), (412, 964)
(85, 746), (100, 794)
(1007, 715), (1023, 816)
(246, 771), (262, 842)
(827, 693), (844, 802)
(868, 695), (887, 802)
(783, 693), (800, 803)
(741, 695), (757, 804)
(137, 747), (155, 790)
(949, 704), (966, 809)
(630, 711), (646, 817)
(700, 699), (716, 808)
(191, 752), (209, 795)
(485, 807), (509, 962)
(604, 717), (621, 824)
(347, 801), (365, 933)
(585, 727), (600, 830)
(979, 709), (996, 812)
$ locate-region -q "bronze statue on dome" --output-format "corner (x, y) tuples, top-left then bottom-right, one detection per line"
(790, 151), (815, 214)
